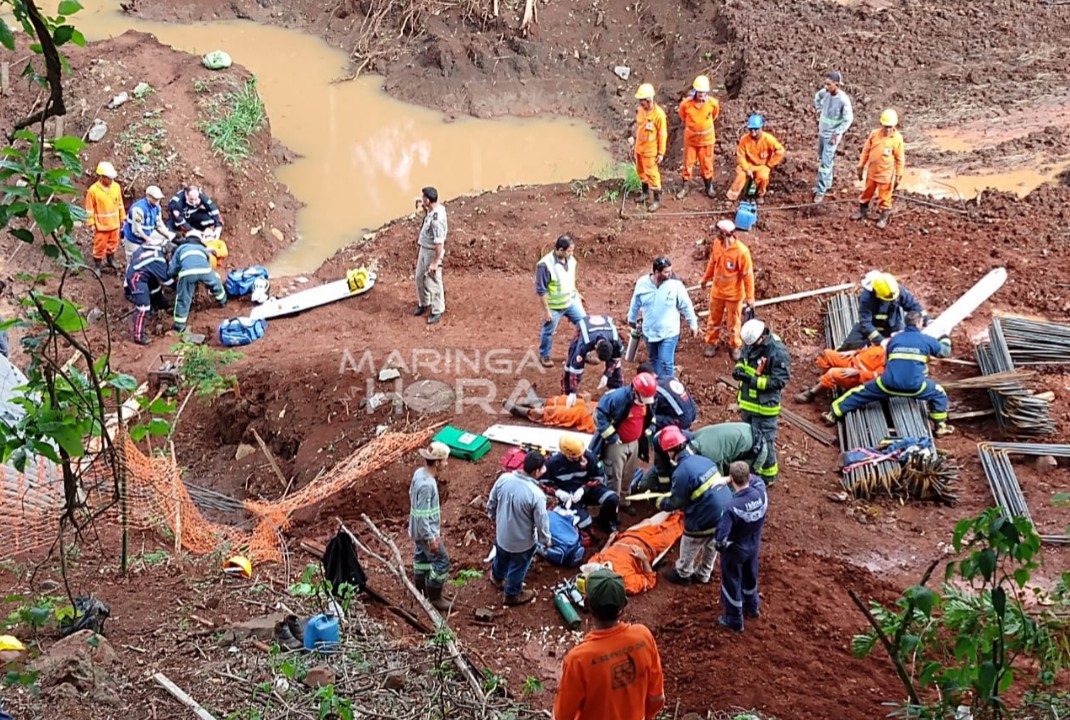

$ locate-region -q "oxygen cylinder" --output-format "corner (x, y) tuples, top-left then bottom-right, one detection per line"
(625, 326), (641, 362)
(553, 591), (581, 630)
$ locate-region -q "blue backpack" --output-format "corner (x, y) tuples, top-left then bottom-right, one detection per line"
(538, 508), (585, 567)
(225, 266), (269, 297)
(218, 317), (266, 347)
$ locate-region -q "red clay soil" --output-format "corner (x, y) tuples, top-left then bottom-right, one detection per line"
(3, 0), (1070, 718)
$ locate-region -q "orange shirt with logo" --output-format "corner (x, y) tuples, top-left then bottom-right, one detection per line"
(678, 96), (719, 147)
(700, 240), (754, 302)
(635, 104), (668, 157)
(736, 131), (785, 172)
(859, 128), (905, 184)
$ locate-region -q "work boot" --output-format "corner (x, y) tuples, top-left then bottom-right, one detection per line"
(717, 616), (744, 633)
(503, 401), (529, 420)
(284, 614), (307, 644)
(134, 336), (152, 346)
(647, 190), (662, 213)
(703, 344), (718, 358)
(504, 589), (536, 607)
(876, 210), (892, 229)
(105, 254), (119, 271)
(413, 305), (429, 316)
(635, 183), (650, 204)
(745, 607), (761, 619)
(425, 584), (452, 612)
(813, 193), (825, 205)
(414, 574), (427, 593)
(705, 179), (716, 198)
(92, 259), (103, 277)
(821, 411), (837, 427)
(675, 182), (690, 200)
(539, 356), (554, 368)
(427, 312), (443, 325)
(851, 202), (869, 221)
(794, 388), (817, 404)
(662, 569), (692, 586)
(489, 575), (504, 592)
(730, 347), (743, 362)
(273, 620), (303, 651)
(934, 422), (955, 436)
(620, 503), (637, 516)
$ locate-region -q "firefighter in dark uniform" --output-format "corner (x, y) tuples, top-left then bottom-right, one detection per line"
(562, 314), (625, 398)
(167, 185), (224, 236)
(839, 271), (928, 350)
(637, 362), (698, 431)
(124, 238), (173, 345)
(733, 319), (791, 485)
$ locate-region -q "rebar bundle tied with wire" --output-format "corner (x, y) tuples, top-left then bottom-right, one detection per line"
(975, 319), (1055, 436)
(995, 316), (1070, 365)
(978, 442), (1069, 545)
(823, 293), (956, 501)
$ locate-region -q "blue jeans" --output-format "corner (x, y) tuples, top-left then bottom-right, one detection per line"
(645, 334), (679, 379)
(539, 302), (586, 359)
(815, 135), (840, 197)
(492, 544), (535, 598)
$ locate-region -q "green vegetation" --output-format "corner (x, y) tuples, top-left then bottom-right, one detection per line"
(198, 77), (267, 169)
(172, 342), (243, 400)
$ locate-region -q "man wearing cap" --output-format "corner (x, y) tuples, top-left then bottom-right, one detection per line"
(813, 70), (854, 204)
(676, 75), (719, 200)
(122, 185), (175, 262)
(700, 220), (755, 360)
(627, 257), (699, 379)
(85, 161), (126, 275)
(714, 462), (768, 632)
(633, 83), (668, 212)
(487, 450), (552, 606)
(409, 441), (452, 611)
(554, 568), (665, 720)
(413, 186), (447, 325)
(125, 237), (174, 345)
(541, 434), (620, 535)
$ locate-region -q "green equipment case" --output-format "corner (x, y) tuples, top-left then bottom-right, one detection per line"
(432, 426), (492, 462)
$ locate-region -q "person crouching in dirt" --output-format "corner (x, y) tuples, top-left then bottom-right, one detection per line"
(656, 426), (733, 587)
(409, 441), (452, 612)
(540, 433), (620, 536)
(554, 568), (666, 720)
(715, 461), (769, 633)
(125, 236), (174, 345)
(167, 185), (224, 238)
(169, 230), (227, 333)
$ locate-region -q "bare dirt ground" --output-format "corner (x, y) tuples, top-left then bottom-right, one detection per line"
(3, 0), (1070, 718)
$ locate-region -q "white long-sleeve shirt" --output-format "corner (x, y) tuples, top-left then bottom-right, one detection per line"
(627, 274), (698, 343)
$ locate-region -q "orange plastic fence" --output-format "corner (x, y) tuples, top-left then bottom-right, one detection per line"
(1, 426), (436, 564)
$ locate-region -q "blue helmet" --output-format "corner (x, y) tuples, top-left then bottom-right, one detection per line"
(747, 114), (764, 130)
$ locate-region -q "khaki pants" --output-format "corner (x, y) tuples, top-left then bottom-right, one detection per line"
(676, 534), (718, 583)
(603, 440), (639, 507)
(415, 245), (445, 314)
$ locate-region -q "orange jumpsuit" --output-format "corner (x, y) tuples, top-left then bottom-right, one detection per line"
(858, 128), (905, 210)
(700, 239), (754, 349)
(634, 103), (668, 190)
(530, 395), (596, 434)
(816, 345), (886, 391)
(85, 180), (126, 260)
(678, 96), (719, 182)
(727, 130), (785, 200)
(587, 513), (685, 594)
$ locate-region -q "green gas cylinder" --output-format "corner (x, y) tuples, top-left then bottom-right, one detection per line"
(553, 591), (581, 630)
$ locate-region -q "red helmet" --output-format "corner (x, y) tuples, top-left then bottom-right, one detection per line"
(658, 425), (687, 452)
(631, 372), (658, 404)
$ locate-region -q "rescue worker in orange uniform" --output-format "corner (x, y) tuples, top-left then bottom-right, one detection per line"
(853, 109), (905, 229)
(676, 75), (719, 200)
(633, 83), (668, 212)
(84, 161), (126, 275)
(700, 219), (755, 360)
(503, 393), (596, 434)
(726, 115), (785, 202)
(793, 343), (887, 404)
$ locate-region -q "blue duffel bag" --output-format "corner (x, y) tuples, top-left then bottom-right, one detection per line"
(218, 317), (266, 347)
(224, 266), (269, 297)
(537, 508), (585, 567)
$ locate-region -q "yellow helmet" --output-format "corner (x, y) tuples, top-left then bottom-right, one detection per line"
(634, 83), (656, 100)
(692, 75), (710, 93)
(223, 555), (253, 578)
(872, 273), (900, 302)
(95, 161), (117, 179)
(0, 635), (26, 652)
(880, 108), (898, 127)
(559, 433), (586, 460)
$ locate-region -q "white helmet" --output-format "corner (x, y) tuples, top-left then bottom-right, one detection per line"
(861, 269), (882, 291)
(250, 278), (270, 305)
(740, 319), (766, 345)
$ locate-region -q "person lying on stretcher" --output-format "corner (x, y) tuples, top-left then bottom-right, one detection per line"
(577, 511), (685, 595)
(503, 392), (596, 434)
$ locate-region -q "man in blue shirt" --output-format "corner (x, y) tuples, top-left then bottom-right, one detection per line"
(627, 256), (699, 379)
(715, 462), (768, 632)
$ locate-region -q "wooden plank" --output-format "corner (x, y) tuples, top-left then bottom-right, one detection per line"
(250, 428), (288, 489)
(152, 672), (217, 720)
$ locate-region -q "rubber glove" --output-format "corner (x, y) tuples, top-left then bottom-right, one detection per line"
(565, 393), (577, 408)
(597, 375), (608, 390)
(570, 488), (585, 504)
(554, 489), (571, 504)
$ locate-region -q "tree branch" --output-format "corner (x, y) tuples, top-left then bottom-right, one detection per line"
(9, 0), (67, 138)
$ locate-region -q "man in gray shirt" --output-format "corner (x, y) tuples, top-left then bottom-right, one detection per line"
(813, 70), (854, 203)
(409, 441), (451, 611)
(413, 186), (447, 325)
(486, 450), (552, 606)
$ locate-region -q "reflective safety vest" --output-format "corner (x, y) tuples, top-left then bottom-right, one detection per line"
(735, 334), (791, 417)
(85, 180), (126, 232)
(539, 252), (578, 310)
(122, 197), (161, 243)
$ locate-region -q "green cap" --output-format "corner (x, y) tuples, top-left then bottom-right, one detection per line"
(586, 568), (627, 614)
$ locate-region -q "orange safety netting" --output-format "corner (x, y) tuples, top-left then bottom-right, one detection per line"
(1, 426), (436, 564)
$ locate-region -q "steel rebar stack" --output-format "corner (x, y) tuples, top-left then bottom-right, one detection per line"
(996, 316), (1070, 365)
(977, 442), (1069, 545)
(975, 320), (1056, 436)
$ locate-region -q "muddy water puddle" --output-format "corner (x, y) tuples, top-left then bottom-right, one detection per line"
(74, 2), (612, 274)
(901, 162), (1070, 200)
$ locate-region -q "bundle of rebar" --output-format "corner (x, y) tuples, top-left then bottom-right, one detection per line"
(941, 369), (1037, 391)
(823, 293), (952, 500)
(975, 322), (1055, 436)
(977, 442), (1069, 545)
(995, 316), (1070, 365)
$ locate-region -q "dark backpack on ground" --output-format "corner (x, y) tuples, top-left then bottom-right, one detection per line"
(538, 508), (585, 567)
(225, 266), (269, 297)
(322, 530), (367, 593)
(218, 317), (266, 346)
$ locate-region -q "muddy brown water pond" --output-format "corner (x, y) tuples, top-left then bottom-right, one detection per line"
(75, 1), (613, 275)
